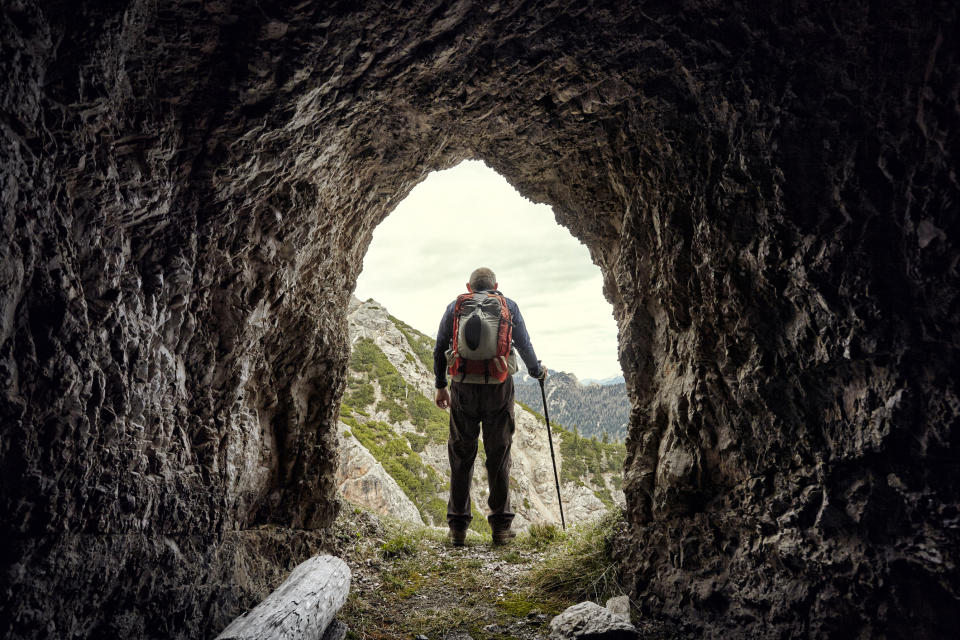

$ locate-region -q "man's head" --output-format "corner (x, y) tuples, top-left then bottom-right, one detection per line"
(467, 267), (497, 292)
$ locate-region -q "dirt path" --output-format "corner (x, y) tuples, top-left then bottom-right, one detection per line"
(330, 508), (574, 640)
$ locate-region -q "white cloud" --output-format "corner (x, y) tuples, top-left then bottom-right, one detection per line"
(355, 160), (621, 380)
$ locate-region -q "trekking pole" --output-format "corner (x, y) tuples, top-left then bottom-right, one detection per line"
(539, 375), (566, 530)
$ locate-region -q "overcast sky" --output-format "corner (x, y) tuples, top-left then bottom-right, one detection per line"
(354, 160), (621, 381)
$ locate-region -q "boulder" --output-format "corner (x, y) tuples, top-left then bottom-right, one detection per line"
(549, 601), (638, 640)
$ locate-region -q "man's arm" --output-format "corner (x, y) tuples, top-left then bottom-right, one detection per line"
(433, 301), (456, 389)
(508, 299), (543, 378)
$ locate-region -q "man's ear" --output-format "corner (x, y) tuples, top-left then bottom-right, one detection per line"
(466, 283), (472, 292)
(494, 282), (499, 290)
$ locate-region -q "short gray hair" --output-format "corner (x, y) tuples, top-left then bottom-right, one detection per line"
(468, 267), (497, 291)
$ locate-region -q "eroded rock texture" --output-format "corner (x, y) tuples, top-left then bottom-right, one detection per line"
(1, 1), (957, 638)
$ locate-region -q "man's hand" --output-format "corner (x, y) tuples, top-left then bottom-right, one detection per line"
(533, 361), (548, 381)
(435, 387), (450, 409)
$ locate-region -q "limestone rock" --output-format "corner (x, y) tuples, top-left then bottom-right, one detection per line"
(335, 422), (424, 525)
(549, 601), (638, 640)
(605, 596), (630, 623)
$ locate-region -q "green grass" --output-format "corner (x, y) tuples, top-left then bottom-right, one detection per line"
(468, 499), (492, 536)
(405, 432), (430, 452)
(495, 592), (565, 617)
(336, 508), (645, 640)
(593, 486), (616, 509)
(526, 509), (627, 603)
(376, 398), (408, 424)
(518, 522), (562, 551)
(339, 512), (575, 640)
(344, 377), (375, 410)
(381, 531), (420, 558)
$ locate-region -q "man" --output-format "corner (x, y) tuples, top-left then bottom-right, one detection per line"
(433, 267), (546, 546)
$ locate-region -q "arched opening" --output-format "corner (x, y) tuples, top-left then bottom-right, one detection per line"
(339, 159), (626, 535)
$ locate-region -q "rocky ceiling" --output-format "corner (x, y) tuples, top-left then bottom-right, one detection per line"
(1, 0), (957, 638)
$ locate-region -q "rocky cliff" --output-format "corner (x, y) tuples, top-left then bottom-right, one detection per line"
(337, 298), (624, 531)
(1, 1), (957, 638)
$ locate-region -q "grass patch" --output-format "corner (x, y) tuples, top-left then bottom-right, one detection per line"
(381, 531), (420, 558)
(594, 486), (616, 509)
(349, 337), (450, 444)
(376, 398), (408, 424)
(527, 509), (627, 603)
(468, 499), (492, 536)
(337, 509), (636, 640)
(345, 378), (375, 409)
(518, 522), (561, 552)
(496, 591), (565, 617)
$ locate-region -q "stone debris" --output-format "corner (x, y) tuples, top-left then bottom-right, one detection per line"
(549, 601), (638, 640)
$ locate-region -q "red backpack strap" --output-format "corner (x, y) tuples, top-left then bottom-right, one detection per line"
(487, 293), (513, 382)
(494, 293), (512, 357)
(449, 293), (474, 379)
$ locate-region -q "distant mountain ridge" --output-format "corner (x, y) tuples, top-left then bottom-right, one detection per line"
(513, 371), (630, 443)
(581, 375), (625, 386)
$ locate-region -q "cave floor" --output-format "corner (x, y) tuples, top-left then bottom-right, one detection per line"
(334, 508), (563, 639)
(326, 506), (675, 640)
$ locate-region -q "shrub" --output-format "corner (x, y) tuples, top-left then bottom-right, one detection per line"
(345, 379), (375, 409)
(349, 419), (446, 524)
(405, 432), (429, 452)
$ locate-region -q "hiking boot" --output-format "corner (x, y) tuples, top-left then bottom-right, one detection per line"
(492, 528), (516, 546)
(449, 528), (467, 546)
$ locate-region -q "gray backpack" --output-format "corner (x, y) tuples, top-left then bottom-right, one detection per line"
(446, 291), (518, 384)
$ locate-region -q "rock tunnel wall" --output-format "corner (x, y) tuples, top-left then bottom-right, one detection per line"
(1, 1), (957, 638)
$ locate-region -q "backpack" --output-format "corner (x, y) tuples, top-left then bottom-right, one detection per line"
(446, 291), (518, 384)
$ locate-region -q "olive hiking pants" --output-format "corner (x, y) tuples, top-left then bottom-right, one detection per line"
(447, 378), (515, 532)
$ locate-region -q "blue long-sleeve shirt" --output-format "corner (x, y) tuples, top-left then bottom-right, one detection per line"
(433, 291), (541, 388)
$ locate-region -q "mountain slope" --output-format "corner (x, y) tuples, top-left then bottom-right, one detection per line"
(513, 371), (630, 443)
(336, 298), (625, 532)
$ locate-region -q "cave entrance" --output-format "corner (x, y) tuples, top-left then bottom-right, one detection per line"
(338, 160), (627, 534)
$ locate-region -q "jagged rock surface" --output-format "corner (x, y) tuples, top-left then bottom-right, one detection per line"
(1, 1), (957, 638)
(335, 421), (424, 526)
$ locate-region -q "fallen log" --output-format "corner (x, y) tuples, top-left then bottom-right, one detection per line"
(216, 554), (351, 640)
